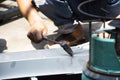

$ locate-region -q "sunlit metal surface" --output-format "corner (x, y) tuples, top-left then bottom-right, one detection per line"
(0, 42), (89, 79)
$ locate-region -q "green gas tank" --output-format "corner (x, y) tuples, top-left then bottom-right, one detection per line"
(82, 34), (120, 80)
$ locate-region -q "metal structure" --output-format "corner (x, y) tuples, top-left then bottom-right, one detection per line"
(0, 43), (89, 80)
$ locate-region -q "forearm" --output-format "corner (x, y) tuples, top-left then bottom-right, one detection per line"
(17, 0), (42, 26)
(116, 14), (120, 18)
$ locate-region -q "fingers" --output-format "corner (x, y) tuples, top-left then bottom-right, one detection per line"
(43, 28), (48, 38)
(27, 30), (43, 43)
(97, 32), (111, 39)
(27, 23), (48, 43)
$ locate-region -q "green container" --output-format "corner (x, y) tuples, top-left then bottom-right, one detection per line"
(90, 34), (120, 73)
(82, 34), (120, 80)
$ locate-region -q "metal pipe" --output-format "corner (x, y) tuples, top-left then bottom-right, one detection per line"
(43, 37), (73, 57)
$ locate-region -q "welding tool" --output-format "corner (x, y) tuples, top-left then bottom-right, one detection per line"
(43, 37), (73, 57)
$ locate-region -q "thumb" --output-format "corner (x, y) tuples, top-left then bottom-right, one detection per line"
(42, 28), (48, 38)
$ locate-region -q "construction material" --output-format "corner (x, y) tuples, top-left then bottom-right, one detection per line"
(0, 42), (89, 79)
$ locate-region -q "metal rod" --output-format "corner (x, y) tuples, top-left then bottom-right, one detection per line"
(43, 37), (59, 44)
(43, 37), (73, 57)
(89, 21), (92, 64)
(103, 21), (106, 38)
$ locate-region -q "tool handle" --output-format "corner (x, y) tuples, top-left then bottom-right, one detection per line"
(43, 37), (59, 44)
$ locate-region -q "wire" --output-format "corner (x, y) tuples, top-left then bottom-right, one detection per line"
(77, 0), (120, 21)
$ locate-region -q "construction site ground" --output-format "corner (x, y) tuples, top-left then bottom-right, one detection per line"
(0, 0), (102, 53)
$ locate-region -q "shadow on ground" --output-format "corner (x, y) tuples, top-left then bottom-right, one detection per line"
(0, 38), (7, 53)
(31, 33), (59, 49)
(30, 32), (89, 50)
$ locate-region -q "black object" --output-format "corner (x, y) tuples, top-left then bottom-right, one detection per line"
(66, 0), (107, 21)
(43, 37), (73, 57)
(59, 42), (73, 57)
(77, 0), (120, 21)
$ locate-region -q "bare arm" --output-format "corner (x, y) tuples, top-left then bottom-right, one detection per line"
(17, 0), (48, 43)
(17, 0), (42, 25)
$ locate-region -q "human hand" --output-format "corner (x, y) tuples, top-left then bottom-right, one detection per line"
(27, 22), (48, 43)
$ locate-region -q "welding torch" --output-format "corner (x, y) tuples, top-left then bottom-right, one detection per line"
(43, 37), (73, 57)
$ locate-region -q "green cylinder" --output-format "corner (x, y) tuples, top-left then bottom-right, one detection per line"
(82, 34), (120, 80)
(90, 34), (120, 74)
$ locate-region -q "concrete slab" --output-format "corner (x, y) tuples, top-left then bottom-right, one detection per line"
(0, 0), (102, 53)
(0, 15), (102, 53)
(0, 12), (58, 53)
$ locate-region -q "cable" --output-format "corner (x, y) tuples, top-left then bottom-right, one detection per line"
(77, 0), (120, 21)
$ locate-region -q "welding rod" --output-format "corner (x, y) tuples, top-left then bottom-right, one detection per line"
(43, 37), (73, 57)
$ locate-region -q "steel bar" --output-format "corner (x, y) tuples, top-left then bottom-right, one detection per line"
(0, 42), (89, 79)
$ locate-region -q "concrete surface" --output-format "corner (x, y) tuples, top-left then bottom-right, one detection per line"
(0, 12), (59, 53)
(0, 14), (102, 53)
(0, 0), (102, 53)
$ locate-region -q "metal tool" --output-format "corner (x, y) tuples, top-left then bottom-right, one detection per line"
(43, 37), (73, 57)
(95, 27), (116, 33)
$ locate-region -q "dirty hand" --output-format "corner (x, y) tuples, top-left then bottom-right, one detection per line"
(27, 22), (48, 43)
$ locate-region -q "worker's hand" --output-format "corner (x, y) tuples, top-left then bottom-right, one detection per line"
(98, 32), (111, 39)
(27, 22), (48, 43)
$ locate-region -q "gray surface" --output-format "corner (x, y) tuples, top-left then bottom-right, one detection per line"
(0, 42), (89, 79)
(0, 12), (58, 53)
(0, 15), (102, 53)
(0, 0), (102, 53)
